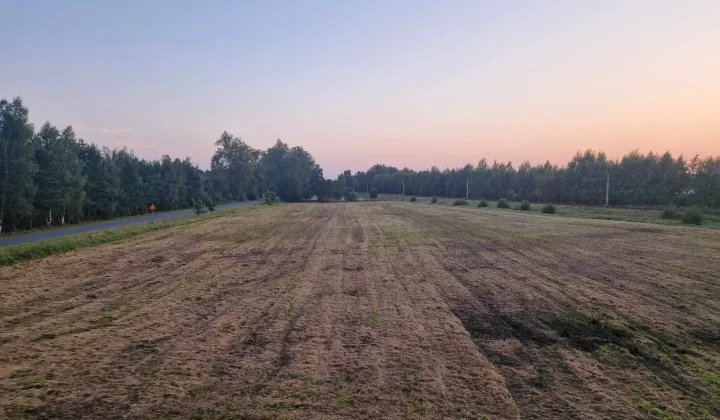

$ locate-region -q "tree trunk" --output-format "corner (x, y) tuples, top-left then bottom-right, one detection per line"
(46, 209), (52, 226)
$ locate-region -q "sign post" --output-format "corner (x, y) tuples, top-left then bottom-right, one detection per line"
(150, 204), (156, 222)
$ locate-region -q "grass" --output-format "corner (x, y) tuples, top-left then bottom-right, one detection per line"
(357, 193), (720, 228)
(0, 204), (262, 267)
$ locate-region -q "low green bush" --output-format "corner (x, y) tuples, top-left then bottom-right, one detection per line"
(520, 200), (531, 211)
(431, 197), (438, 204)
(369, 188), (378, 199)
(344, 190), (358, 202)
(497, 199), (509, 208)
(477, 200), (488, 207)
(660, 207), (679, 219)
(542, 203), (556, 214)
(410, 197), (417, 202)
(681, 207), (704, 225)
(264, 190), (277, 205)
(452, 199), (469, 206)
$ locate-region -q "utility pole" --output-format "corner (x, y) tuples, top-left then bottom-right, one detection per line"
(605, 169), (610, 206)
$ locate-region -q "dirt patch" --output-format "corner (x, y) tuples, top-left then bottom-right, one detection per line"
(1, 202), (719, 419)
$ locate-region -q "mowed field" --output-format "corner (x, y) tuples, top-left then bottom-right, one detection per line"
(1, 203), (719, 419)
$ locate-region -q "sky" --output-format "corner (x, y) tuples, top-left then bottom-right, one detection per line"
(1, 0), (719, 177)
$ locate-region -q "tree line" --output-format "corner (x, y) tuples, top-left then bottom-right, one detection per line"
(340, 149), (720, 207)
(0, 97), (324, 232)
(3, 96), (718, 233)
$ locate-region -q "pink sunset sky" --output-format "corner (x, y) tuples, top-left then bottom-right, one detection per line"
(2, 1), (718, 177)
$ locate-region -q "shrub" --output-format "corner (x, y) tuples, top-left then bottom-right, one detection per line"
(452, 199), (469, 206)
(431, 197), (438, 204)
(497, 199), (509, 208)
(264, 190), (277, 205)
(542, 203), (556, 214)
(477, 200), (488, 207)
(193, 199), (207, 215)
(410, 197), (417, 202)
(660, 207), (679, 219)
(520, 200), (531, 211)
(344, 189), (357, 202)
(206, 200), (216, 212)
(681, 207), (704, 225)
(369, 187), (378, 199)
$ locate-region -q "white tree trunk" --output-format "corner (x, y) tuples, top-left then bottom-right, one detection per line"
(60, 208), (66, 225)
(46, 209), (52, 226)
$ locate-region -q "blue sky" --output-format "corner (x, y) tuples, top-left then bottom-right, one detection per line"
(2, 0), (719, 177)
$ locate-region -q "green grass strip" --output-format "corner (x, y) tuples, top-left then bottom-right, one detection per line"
(0, 205), (262, 267)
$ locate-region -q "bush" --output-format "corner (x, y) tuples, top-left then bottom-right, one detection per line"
(193, 199), (207, 215)
(681, 207), (704, 225)
(477, 200), (488, 207)
(497, 199), (509, 208)
(542, 203), (556, 214)
(205, 200), (216, 212)
(344, 189), (357, 202)
(520, 200), (531, 211)
(369, 188), (378, 199)
(431, 197), (438, 204)
(660, 207), (679, 219)
(264, 190), (277, 205)
(410, 196), (417, 202)
(452, 199), (469, 206)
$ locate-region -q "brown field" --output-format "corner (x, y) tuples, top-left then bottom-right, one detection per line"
(1, 202), (719, 419)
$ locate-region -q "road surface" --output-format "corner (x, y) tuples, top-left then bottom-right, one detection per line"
(0, 201), (259, 248)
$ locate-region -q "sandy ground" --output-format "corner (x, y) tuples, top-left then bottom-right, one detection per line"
(1, 202), (719, 419)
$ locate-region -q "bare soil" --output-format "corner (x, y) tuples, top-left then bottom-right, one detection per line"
(2, 202), (719, 419)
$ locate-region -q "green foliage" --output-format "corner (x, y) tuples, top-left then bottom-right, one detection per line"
(0, 97), (37, 233)
(206, 200), (216, 212)
(520, 200), (531, 211)
(344, 189), (357, 202)
(343, 151), (720, 210)
(431, 197), (438, 203)
(0, 97), (329, 233)
(542, 203), (556, 214)
(264, 190), (278, 205)
(497, 199), (510, 208)
(3, 96), (720, 234)
(410, 196), (417, 202)
(0, 205), (260, 266)
(660, 207), (679, 219)
(477, 200), (488, 207)
(211, 131), (260, 202)
(452, 199), (469, 206)
(262, 139), (319, 202)
(681, 207), (704, 225)
(193, 199), (207, 215)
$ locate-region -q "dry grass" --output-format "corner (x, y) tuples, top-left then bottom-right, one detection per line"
(1, 202), (719, 419)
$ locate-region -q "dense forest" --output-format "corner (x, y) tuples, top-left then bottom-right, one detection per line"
(0, 97), (325, 232)
(339, 150), (720, 207)
(2, 96), (719, 232)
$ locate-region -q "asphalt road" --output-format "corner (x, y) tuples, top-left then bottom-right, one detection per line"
(0, 201), (259, 248)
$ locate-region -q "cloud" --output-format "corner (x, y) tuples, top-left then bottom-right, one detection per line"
(97, 127), (132, 134)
